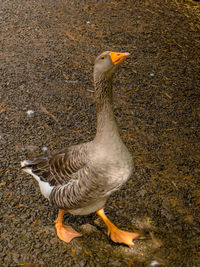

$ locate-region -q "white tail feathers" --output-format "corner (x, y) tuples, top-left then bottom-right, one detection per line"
(21, 161), (53, 199)
(21, 160), (32, 168)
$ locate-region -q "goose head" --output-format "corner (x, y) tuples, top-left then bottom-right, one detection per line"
(94, 51), (130, 80)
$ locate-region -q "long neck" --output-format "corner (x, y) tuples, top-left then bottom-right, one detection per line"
(94, 73), (120, 141)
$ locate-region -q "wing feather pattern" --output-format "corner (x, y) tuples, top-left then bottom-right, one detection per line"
(22, 143), (88, 187)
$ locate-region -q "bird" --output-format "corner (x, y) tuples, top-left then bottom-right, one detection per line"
(21, 51), (139, 246)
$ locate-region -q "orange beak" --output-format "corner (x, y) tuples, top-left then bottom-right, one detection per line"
(109, 52), (130, 65)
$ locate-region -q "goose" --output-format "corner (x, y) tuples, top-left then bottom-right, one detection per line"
(21, 51), (139, 246)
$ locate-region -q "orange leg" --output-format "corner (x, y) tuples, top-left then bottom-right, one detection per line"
(54, 209), (82, 243)
(97, 208), (139, 246)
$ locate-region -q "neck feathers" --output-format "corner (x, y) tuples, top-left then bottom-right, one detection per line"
(94, 73), (119, 139)
(94, 73), (113, 111)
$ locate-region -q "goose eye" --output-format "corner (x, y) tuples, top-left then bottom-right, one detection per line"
(101, 56), (105, 60)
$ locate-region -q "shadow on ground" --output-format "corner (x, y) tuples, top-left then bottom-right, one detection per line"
(0, 0), (200, 266)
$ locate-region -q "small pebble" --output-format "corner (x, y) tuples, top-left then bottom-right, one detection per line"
(26, 110), (34, 116)
(150, 260), (161, 266)
(42, 146), (48, 152)
(150, 73), (155, 77)
(86, 21), (91, 24)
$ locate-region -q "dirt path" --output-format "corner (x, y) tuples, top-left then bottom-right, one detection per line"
(1, 0), (200, 266)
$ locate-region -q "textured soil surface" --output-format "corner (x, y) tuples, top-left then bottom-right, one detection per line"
(1, 0), (200, 266)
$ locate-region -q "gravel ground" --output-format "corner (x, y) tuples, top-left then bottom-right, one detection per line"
(1, 0), (200, 266)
